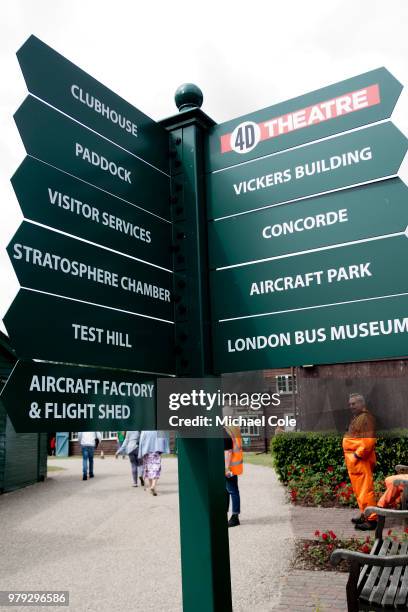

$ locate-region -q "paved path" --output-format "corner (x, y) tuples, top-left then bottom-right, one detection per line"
(0, 457), (293, 612)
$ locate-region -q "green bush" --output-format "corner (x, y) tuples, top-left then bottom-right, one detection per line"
(271, 430), (408, 484)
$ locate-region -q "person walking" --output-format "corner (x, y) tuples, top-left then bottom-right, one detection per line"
(224, 425), (243, 528)
(343, 393), (377, 531)
(138, 430), (170, 496)
(115, 431), (143, 487)
(78, 431), (102, 481)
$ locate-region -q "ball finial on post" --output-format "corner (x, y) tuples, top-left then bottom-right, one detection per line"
(175, 83), (203, 112)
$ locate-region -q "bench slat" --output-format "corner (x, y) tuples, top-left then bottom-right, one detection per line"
(357, 538), (383, 591)
(382, 541), (408, 607)
(369, 539), (400, 605)
(360, 539), (392, 602)
(395, 558), (408, 608)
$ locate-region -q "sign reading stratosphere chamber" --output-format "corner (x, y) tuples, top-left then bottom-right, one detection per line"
(207, 68), (408, 373)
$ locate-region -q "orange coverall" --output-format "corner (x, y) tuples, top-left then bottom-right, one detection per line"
(343, 409), (377, 516)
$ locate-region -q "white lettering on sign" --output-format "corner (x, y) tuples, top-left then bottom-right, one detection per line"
(230, 121), (261, 154)
(28, 375), (154, 398)
(47, 189), (152, 243)
(72, 324), (133, 348)
(75, 143), (132, 183)
(12, 242), (170, 302)
(71, 85), (138, 137)
(226, 317), (408, 353)
(262, 209), (348, 239)
(233, 148), (372, 196)
(221, 84), (380, 154)
(250, 263), (372, 296)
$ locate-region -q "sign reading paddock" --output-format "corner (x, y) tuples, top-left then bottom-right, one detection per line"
(15, 96), (170, 220)
(17, 35), (169, 173)
(206, 67), (403, 172)
(0, 361), (157, 433)
(206, 122), (408, 219)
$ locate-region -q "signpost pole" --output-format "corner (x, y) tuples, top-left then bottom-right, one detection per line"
(160, 85), (233, 612)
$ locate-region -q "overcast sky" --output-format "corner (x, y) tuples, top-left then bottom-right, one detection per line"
(1, 0), (407, 333)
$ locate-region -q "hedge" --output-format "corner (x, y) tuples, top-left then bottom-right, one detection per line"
(271, 431), (408, 483)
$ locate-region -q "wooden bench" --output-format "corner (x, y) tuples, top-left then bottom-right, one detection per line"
(331, 506), (408, 611)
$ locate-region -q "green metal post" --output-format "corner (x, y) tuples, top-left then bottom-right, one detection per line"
(160, 85), (233, 612)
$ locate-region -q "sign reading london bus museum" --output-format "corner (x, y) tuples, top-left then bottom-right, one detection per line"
(0, 36), (174, 432)
(207, 68), (408, 373)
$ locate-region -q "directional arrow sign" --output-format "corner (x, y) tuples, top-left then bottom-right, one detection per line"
(209, 179), (408, 269)
(4, 290), (175, 375)
(7, 222), (173, 321)
(17, 35), (169, 173)
(206, 122), (408, 220)
(213, 293), (408, 374)
(14, 96), (170, 220)
(11, 157), (172, 269)
(211, 234), (408, 321)
(0, 361), (157, 433)
(206, 67), (403, 172)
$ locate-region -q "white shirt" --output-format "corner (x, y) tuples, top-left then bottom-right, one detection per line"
(78, 432), (102, 446)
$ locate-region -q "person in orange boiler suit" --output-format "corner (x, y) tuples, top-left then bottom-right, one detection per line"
(343, 393), (377, 531)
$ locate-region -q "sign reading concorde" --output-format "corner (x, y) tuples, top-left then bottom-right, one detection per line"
(1, 36), (175, 432)
(207, 68), (408, 373)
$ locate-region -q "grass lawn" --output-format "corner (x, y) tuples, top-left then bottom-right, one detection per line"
(244, 452), (274, 468)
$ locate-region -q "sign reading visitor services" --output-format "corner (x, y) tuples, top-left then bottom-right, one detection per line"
(1, 36), (174, 432)
(207, 68), (408, 373)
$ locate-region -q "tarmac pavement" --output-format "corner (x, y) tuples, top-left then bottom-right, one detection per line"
(0, 456), (293, 612)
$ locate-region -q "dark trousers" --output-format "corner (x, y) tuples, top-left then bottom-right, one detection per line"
(128, 449), (139, 484)
(82, 446), (94, 476)
(225, 475), (240, 514)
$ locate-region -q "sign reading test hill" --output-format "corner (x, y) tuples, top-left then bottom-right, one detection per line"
(1, 36), (174, 433)
(207, 68), (408, 373)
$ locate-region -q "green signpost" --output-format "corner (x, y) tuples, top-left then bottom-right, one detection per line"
(11, 157), (172, 269)
(1, 361), (157, 433)
(2, 35), (408, 612)
(8, 221), (173, 321)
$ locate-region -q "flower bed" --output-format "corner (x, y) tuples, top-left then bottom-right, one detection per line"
(287, 464), (385, 507)
(293, 529), (408, 572)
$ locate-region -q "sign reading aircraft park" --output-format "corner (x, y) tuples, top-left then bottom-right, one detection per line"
(1, 36), (174, 432)
(207, 68), (408, 373)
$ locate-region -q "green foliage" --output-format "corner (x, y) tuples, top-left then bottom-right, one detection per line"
(271, 431), (408, 484)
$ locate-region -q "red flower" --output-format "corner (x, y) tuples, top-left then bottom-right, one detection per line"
(322, 533), (328, 541)
(339, 482), (347, 488)
(327, 466), (334, 473)
(314, 530), (320, 537)
(388, 529), (393, 536)
(404, 527), (408, 534)
(300, 467), (305, 473)
(329, 531), (337, 539)
(327, 543), (334, 551)
(360, 544), (370, 554)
